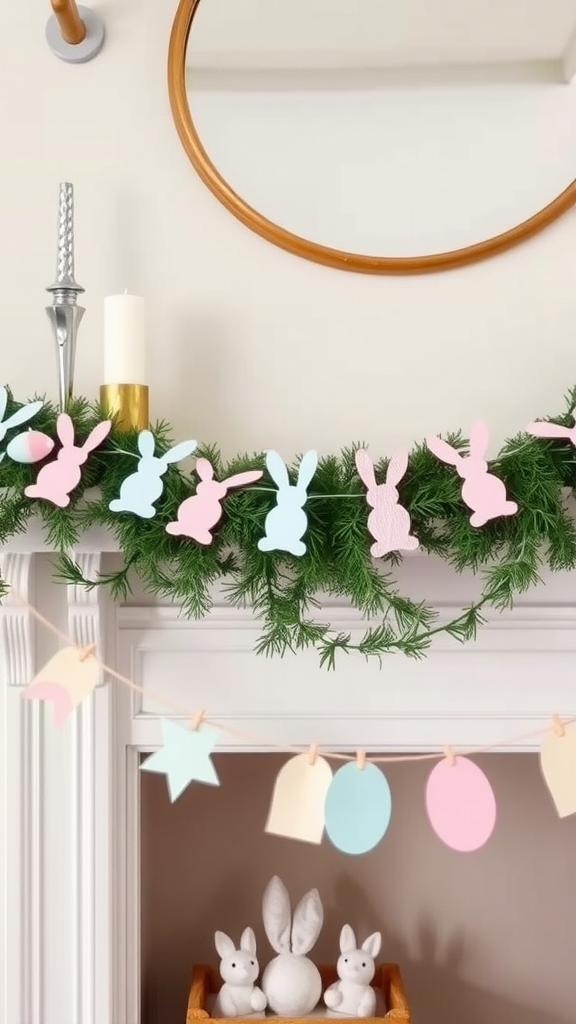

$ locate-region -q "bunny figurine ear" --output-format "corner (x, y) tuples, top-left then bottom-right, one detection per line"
(468, 420), (489, 459)
(215, 931), (236, 959)
(361, 932), (382, 958)
(240, 926), (257, 955)
(291, 887), (323, 956)
(262, 875), (292, 954)
(0, 386), (7, 421)
(339, 924), (357, 953)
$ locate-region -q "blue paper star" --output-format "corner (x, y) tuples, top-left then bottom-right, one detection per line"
(140, 718), (220, 801)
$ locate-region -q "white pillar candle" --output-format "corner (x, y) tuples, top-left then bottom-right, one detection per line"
(103, 292), (146, 384)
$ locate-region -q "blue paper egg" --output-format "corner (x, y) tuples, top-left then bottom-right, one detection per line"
(324, 761), (392, 855)
(6, 430), (55, 464)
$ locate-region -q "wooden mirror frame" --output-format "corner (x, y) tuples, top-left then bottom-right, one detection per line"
(168, 0), (576, 275)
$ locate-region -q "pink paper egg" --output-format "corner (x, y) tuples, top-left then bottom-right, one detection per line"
(6, 430), (55, 464)
(425, 756), (496, 852)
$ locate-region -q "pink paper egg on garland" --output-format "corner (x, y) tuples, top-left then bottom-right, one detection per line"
(425, 755), (496, 852)
(6, 430), (55, 464)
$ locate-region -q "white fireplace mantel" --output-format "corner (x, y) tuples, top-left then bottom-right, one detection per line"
(1, 523), (575, 1024)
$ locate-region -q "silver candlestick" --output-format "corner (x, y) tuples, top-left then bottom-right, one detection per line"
(46, 182), (85, 409)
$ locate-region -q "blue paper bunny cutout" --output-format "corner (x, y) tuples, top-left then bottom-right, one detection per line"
(258, 449), (318, 556)
(109, 430), (197, 519)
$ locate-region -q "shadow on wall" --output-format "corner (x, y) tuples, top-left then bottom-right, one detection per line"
(140, 753), (576, 1024)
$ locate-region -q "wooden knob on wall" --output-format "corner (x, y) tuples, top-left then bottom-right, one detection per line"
(46, 0), (105, 63)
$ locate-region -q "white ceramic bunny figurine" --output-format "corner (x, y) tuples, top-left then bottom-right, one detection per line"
(324, 925), (381, 1017)
(261, 875), (323, 1016)
(212, 928), (267, 1018)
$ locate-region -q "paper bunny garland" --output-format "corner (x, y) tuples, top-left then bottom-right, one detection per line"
(19, 411), (521, 549)
(426, 420), (518, 527)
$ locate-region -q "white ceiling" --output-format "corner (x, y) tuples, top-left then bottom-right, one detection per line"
(187, 0), (576, 80)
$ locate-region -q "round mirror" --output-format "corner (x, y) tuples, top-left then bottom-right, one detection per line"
(169, 0), (576, 273)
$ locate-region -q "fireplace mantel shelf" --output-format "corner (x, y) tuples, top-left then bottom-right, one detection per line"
(1, 523), (575, 1024)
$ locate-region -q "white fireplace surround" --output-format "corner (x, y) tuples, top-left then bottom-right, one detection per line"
(1, 522), (575, 1024)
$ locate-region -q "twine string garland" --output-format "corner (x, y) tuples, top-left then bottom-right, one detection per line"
(10, 592), (574, 764)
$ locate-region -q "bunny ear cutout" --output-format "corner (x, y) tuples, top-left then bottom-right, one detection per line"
(223, 470), (263, 490)
(386, 448), (409, 487)
(291, 887), (323, 956)
(3, 399), (43, 433)
(82, 419), (112, 453)
(196, 457), (215, 480)
(469, 420), (489, 459)
(361, 931), (382, 958)
(265, 450), (290, 490)
(340, 923), (357, 953)
(527, 421), (571, 439)
(296, 450), (318, 492)
(56, 413), (75, 447)
(163, 439), (197, 465)
(215, 931), (236, 959)
(0, 386), (7, 421)
(355, 449), (376, 489)
(138, 430), (156, 458)
(240, 926), (257, 955)
(262, 875), (292, 954)
(426, 435), (462, 467)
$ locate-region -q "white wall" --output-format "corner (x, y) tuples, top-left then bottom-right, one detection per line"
(2, 1), (576, 464)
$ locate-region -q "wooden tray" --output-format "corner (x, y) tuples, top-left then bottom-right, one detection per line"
(186, 963), (411, 1024)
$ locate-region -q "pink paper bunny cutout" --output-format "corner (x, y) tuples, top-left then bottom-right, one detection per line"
(527, 419), (576, 446)
(166, 457), (263, 544)
(25, 414), (112, 508)
(426, 420), (518, 527)
(355, 448), (419, 557)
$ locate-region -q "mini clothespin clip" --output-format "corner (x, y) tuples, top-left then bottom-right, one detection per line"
(78, 643), (96, 662)
(551, 714), (566, 738)
(444, 745), (457, 767)
(307, 742), (319, 766)
(356, 748), (366, 771)
(46, 0), (105, 64)
(190, 708), (205, 731)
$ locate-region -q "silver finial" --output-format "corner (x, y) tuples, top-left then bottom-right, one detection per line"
(46, 182), (85, 409)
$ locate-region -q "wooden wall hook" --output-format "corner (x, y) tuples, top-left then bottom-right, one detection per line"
(46, 0), (105, 63)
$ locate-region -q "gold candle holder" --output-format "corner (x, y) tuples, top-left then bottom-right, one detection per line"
(100, 383), (149, 432)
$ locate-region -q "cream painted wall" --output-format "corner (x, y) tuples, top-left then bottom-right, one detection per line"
(141, 753), (576, 1024)
(2, 3), (576, 461)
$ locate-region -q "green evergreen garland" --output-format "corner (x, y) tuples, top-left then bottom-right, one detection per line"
(1, 386), (576, 668)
